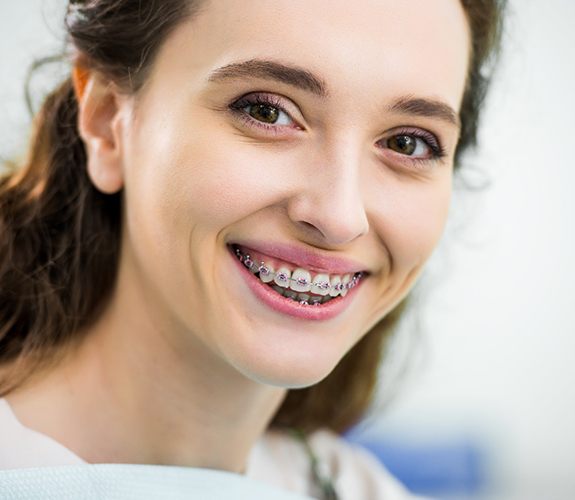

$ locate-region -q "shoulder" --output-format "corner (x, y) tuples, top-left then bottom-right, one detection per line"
(0, 397), (86, 469)
(248, 427), (433, 500)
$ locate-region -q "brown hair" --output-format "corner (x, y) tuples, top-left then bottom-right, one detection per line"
(0, 0), (505, 433)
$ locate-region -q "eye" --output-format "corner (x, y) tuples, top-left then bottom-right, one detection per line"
(245, 102), (292, 126)
(388, 135), (427, 156)
(229, 93), (300, 132)
(379, 128), (446, 163)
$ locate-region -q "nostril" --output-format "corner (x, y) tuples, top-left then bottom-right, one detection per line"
(297, 220), (323, 237)
(292, 209), (368, 247)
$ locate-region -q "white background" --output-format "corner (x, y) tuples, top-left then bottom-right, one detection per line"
(1, 2), (574, 500)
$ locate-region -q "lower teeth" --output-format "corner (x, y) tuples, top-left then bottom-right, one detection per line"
(266, 279), (332, 305)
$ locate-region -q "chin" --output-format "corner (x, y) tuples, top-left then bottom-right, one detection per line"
(227, 338), (346, 389)
(242, 365), (335, 390)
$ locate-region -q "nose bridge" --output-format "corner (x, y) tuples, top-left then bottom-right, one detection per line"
(287, 138), (369, 246)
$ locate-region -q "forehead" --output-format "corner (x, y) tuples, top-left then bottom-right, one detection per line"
(155, 0), (470, 110)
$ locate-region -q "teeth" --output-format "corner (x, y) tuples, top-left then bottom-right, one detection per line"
(297, 293), (310, 303)
(309, 296), (322, 305)
(340, 274), (351, 297)
(290, 268), (312, 293)
(258, 262), (275, 283)
(245, 255), (258, 274)
(329, 275), (342, 297)
(311, 273), (330, 296)
(274, 267), (291, 288)
(233, 245), (365, 299)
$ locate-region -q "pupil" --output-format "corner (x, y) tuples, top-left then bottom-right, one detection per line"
(250, 104), (279, 123)
(390, 135), (416, 155)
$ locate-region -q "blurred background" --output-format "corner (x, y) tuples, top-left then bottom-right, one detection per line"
(1, 1), (573, 499)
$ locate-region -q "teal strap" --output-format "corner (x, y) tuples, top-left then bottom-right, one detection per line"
(290, 429), (339, 500)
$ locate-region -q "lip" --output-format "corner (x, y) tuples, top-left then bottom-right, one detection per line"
(230, 240), (368, 275)
(227, 245), (366, 321)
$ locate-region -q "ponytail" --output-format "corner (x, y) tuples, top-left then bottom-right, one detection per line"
(0, 0), (199, 395)
(0, 78), (121, 395)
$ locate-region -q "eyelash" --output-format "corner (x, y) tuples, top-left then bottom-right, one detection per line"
(228, 93), (447, 165)
(378, 127), (447, 167)
(229, 93), (301, 135)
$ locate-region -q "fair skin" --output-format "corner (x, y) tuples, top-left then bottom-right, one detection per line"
(6, 0), (469, 474)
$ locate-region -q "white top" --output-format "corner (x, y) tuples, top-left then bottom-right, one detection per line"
(0, 398), (430, 499)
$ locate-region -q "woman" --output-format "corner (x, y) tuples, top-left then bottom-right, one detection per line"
(0, 0), (504, 498)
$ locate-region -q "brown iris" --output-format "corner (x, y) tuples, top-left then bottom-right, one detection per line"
(388, 135), (417, 155)
(248, 104), (279, 123)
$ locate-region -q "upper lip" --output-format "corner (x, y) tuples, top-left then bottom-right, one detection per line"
(231, 240), (369, 275)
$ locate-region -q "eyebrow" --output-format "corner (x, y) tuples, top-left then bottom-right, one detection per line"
(387, 95), (460, 129)
(207, 58), (460, 128)
(207, 59), (328, 98)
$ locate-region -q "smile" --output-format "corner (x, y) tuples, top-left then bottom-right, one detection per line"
(228, 244), (368, 321)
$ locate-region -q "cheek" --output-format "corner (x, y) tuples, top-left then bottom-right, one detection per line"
(124, 125), (254, 231)
(150, 136), (302, 230)
(371, 176), (452, 271)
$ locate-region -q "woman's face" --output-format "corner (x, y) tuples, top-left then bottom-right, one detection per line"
(113, 0), (469, 387)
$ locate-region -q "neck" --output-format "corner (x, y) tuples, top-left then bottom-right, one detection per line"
(6, 268), (287, 473)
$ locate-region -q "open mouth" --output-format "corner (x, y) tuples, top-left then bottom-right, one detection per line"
(228, 243), (367, 307)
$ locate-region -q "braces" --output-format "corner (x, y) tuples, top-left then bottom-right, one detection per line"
(233, 246), (364, 300)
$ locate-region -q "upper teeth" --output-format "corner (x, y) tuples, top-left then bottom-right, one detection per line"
(234, 246), (363, 297)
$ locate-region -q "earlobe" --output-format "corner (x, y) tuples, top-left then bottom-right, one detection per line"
(73, 66), (126, 195)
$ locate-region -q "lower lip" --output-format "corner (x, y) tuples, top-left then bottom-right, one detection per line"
(227, 245), (365, 321)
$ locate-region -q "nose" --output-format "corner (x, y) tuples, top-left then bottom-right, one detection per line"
(286, 146), (369, 246)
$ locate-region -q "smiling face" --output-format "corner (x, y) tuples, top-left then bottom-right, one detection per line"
(100, 0), (470, 388)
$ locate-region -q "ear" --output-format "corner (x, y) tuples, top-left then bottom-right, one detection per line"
(73, 66), (127, 194)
